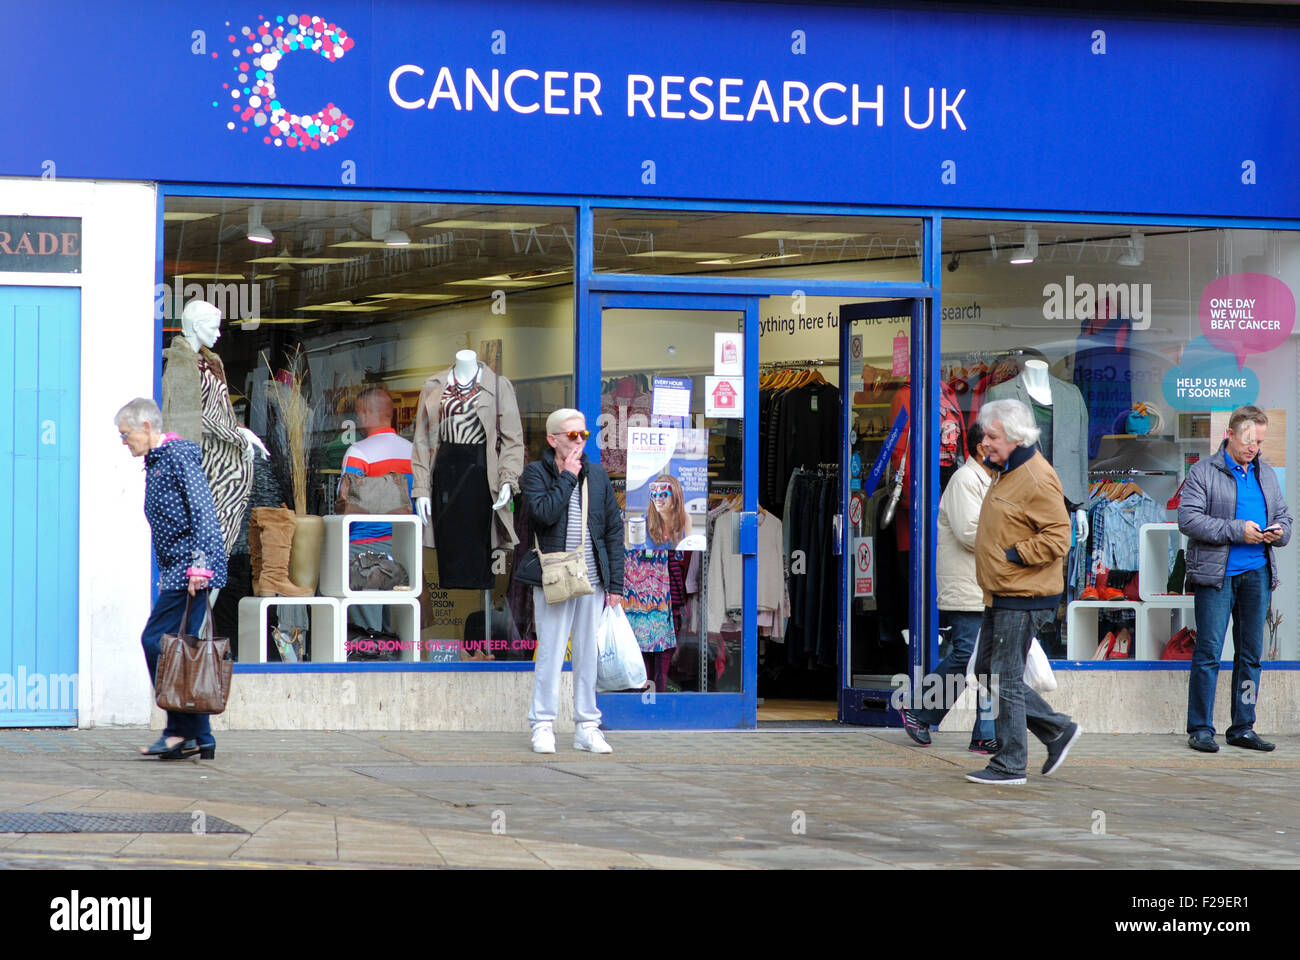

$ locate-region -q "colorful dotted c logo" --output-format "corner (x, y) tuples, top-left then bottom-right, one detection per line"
(217, 14), (354, 150)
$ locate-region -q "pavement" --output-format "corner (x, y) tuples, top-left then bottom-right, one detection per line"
(1, 725), (1298, 870)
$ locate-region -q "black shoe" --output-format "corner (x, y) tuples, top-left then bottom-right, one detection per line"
(1188, 733), (1220, 753)
(158, 738), (200, 760)
(964, 766), (1026, 785)
(969, 738), (1000, 755)
(1042, 722), (1082, 776)
(198, 742), (216, 760)
(1226, 732), (1275, 752)
(900, 709), (931, 746)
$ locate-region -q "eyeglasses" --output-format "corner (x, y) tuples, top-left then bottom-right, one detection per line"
(554, 429), (589, 441)
(649, 488), (673, 501)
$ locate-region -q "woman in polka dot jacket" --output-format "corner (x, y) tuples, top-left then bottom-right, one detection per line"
(117, 397), (228, 761)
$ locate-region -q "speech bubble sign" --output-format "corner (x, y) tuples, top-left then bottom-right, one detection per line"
(1162, 336), (1260, 411)
(1200, 272), (1295, 367)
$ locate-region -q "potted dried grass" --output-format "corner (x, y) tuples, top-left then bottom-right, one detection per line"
(265, 346), (324, 592)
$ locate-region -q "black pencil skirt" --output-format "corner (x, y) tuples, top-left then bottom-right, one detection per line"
(432, 441), (495, 589)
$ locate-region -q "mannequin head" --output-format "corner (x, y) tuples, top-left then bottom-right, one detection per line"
(355, 386), (396, 433)
(452, 349), (478, 384)
(181, 300), (223, 351)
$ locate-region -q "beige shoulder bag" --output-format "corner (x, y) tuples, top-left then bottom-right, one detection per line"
(535, 478), (596, 604)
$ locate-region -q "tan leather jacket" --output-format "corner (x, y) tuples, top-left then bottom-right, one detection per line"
(411, 364), (525, 548)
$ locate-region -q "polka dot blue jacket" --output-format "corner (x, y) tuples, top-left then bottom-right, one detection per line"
(144, 436), (229, 590)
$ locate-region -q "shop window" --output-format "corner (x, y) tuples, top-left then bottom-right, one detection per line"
(593, 209), (923, 282)
(160, 197), (575, 665)
(941, 221), (1300, 662)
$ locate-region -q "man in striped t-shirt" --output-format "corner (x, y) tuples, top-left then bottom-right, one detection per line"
(338, 388), (413, 631)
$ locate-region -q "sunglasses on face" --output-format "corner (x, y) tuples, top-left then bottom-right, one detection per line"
(555, 429), (590, 441)
(649, 488), (674, 501)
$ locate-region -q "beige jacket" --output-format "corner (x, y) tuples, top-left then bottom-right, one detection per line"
(936, 456), (993, 612)
(411, 364), (525, 548)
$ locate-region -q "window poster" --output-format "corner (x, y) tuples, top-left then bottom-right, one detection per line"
(625, 427), (709, 550)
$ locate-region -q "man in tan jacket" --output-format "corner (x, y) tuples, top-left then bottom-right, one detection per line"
(966, 399), (1081, 785)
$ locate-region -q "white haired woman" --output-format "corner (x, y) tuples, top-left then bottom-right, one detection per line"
(117, 397), (227, 760)
(966, 398), (1081, 785)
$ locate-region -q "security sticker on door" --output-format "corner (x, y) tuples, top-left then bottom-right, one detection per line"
(853, 536), (875, 598)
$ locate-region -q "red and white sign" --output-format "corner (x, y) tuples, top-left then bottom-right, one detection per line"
(892, 331), (909, 378)
(853, 537), (875, 597)
(714, 331), (743, 376)
(705, 376), (743, 418)
(848, 495), (863, 528)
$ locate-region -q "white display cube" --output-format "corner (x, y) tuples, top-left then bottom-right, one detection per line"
(1139, 522), (1189, 600)
(237, 596), (343, 663)
(342, 597), (422, 662)
(321, 514), (423, 599)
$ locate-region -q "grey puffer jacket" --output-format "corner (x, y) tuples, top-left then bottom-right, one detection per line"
(1178, 442), (1292, 589)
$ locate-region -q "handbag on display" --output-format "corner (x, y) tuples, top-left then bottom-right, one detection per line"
(339, 472), (413, 516)
(535, 479), (595, 605)
(155, 591), (234, 715)
(347, 624), (402, 661)
(1161, 626), (1197, 660)
(349, 550), (410, 591)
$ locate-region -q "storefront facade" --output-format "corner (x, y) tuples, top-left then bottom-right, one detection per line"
(3, 0), (1299, 732)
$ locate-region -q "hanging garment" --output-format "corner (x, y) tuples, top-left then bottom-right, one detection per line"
(623, 549), (677, 653)
(1073, 314), (1133, 458)
(431, 442), (494, 589)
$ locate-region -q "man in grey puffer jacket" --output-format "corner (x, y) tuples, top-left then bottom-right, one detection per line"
(1178, 405), (1292, 753)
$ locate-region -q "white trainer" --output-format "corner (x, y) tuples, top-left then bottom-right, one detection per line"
(573, 722), (613, 754)
(531, 723), (556, 754)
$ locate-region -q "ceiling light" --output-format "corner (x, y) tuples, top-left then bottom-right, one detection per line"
(697, 253), (803, 265)
(740, 230), (864, 241)
(246, 205), (274, 244)
(367, 293), (461, 301)
(330, 240), (444, 249)
(1117, 230), (1145, 267)
(420, 219), (551, 231)
(164, 211), (218, 222)
(246, 255), (353, 264)
(170, 272), (245, 280)
(1009, 227), (1038, 265)
(369, 208), (411, 247)
(295, 302), (388, 312)
(626, 250), (738, 259)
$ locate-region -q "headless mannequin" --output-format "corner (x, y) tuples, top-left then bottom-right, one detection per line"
(415, 349), (512, 524)
(1021, 359), (1089, 540)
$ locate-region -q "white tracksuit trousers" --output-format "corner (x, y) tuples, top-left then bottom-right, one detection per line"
(529, 586), (604, 727)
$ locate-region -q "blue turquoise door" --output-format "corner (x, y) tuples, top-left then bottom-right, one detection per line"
(0, 286), (80, 726)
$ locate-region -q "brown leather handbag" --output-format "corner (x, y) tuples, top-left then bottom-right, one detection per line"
(155, 591), (234, 714)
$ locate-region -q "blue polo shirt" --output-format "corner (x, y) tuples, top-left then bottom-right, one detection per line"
(1225, 458), (1268, 576)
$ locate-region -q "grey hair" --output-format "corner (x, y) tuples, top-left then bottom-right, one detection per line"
(978, 398), (1041, 448)
(546, 407), (586, 434)
(115, 397), (163, 432)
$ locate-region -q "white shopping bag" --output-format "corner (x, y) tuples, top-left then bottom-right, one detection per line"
(595, 605), (649, 692)
(965, 631), (1057, 694)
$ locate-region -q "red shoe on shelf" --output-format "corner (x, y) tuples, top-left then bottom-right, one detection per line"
(1093, 631), (1116, 660)
(1107, 628), (1133, 659)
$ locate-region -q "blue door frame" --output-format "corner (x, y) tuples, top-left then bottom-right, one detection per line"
(587, 290), (761, 730)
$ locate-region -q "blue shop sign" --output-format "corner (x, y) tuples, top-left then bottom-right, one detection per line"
(4, 1), (1297, 218)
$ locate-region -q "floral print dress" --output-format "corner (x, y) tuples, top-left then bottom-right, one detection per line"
(622, 549), (676, 653)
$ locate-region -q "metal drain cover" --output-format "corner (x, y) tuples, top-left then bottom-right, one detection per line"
(0, 812), (247, 834)
(351, 765), (586, 784)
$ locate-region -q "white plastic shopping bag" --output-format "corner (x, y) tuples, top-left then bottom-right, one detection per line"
(964, 631), (1057, 694)
(595, 605), (649, 692)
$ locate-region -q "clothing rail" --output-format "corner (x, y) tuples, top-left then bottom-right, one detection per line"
(1088, 468), (1177, 476)
(759, 359), (836, 369)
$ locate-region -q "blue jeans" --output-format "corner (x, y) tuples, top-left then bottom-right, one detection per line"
(914, 611), (996, 741)
(1188, 566), (1269, 738)
(141, 589), (215, 746)
(975, 607), (1072, 776)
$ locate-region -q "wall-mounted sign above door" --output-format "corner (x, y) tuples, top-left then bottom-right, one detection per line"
(0, 217), (81, 273)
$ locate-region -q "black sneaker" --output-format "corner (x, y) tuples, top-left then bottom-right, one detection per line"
(900, 709), (931, 746)
(964, 767), (1026, 785)
(968, 738), (1000, 755)
(1226, 731), (1275, 752)
(1188, 732), (1220, 753)
(1042, 722), (1083, 776)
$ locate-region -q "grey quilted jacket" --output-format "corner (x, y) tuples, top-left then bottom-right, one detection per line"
(1177, 442), (1292, 589)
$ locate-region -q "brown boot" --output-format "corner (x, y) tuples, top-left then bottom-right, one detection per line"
(253, 506), (313, 597)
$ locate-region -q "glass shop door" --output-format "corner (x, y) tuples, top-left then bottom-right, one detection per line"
(837, 299), (930, 726)
(591, 291), (761, 730)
